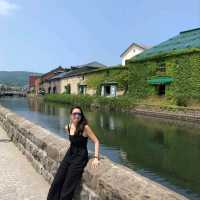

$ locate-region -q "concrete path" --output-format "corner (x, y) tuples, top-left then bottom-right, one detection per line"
(0, 126), (50, 200)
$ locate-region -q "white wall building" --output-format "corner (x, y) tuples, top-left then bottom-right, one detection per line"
(120, 43), (148, 66)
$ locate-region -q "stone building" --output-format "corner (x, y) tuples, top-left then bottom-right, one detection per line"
(44, 62), (126, 97)
(44, 62), (105, 95)
(40, 66), (65, 82)
(79, 65), (126, 97)
(37, 66), (65, 95)
(28, 75), (41, 92)
(127, 27), (200, 101)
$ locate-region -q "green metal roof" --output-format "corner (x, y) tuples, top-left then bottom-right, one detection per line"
(147, 76), (174, 84)
(100, 81), (118, 85)
(130, 27), (200, 62)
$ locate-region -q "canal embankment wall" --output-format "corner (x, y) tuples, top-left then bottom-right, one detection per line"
(41, 94), (200, 124)
(0, 104), (189, 200)
(129, 104), (200, 123)
(91, 102), (200, 124)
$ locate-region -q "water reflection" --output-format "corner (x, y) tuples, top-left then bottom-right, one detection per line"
(0, 96), (200, 200)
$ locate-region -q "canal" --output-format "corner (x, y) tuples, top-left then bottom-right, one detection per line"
(0, 96), (200, 200)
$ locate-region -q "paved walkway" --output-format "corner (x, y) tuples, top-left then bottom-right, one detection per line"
(0, 126), (50, 200)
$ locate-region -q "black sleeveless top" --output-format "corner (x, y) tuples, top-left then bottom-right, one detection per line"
(67, 123), (88, 149)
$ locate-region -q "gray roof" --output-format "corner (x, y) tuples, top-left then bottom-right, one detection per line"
(48, 72), (67, 81)
(70, 61), (106, 69)
(47, 61), (107, 81)
(63, 66), (102, 79)
(41, 66), (65, 78)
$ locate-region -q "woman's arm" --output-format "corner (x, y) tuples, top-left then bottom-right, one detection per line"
(84, 124), (100, 160)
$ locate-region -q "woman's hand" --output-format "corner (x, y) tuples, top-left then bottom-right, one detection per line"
(91, 158), (100, 169)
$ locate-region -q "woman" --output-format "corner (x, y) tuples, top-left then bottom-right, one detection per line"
(47, 105), (100, 200)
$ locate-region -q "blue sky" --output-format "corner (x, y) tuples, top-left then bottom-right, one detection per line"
(0, 0), (199, 73)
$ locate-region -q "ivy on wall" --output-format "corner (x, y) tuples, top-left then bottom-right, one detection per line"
(84, 67), (128, 94)
(63, 84), (70, 94)
(127, 60), (156, 98)
(127, 51), (200, 104)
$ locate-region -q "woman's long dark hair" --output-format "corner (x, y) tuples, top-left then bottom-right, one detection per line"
(69, 105), (88, 136)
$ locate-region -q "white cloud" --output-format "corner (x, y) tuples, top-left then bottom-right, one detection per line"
(0, 0), (19, 16)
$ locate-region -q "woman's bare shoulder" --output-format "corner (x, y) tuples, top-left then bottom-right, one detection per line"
(83, 124), (90, 137)
(84, 124), (89, 127)
(84, 124), (91, 130)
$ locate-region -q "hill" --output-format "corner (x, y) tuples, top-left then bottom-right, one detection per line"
(0, 71), (42, 87)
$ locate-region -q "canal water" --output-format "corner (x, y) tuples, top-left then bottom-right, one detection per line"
(0, 96), (200, 200)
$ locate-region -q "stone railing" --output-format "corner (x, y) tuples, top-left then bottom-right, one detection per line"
(0, 105), (189, 200)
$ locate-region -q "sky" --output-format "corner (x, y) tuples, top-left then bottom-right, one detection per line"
(0, 0), (199, 73)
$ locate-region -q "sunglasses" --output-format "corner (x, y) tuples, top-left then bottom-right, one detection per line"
(71, 112), (82, 117)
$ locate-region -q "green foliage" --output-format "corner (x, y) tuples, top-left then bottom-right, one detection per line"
(95, 95), (134, 110)
(175, 95), (189, 107)
(85, 67), (128, 93)
(128, 51), (200, 106)
(96, 84), (101, 96)
(129, 47), (200, 63)
(169, 52), (200, 104)
(127, 60), (156, 98)
(44, 94), (94, 108)
(43, 93), (137, 111)
(85, 72), (105, 89)
(64, 84), (70, 94)
(0, 71), (42, 87)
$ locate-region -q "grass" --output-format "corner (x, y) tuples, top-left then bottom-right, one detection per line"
(42, 93), (200, 113)
(43, 93), (137, 111)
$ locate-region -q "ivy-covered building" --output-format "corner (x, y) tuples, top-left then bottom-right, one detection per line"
(44, 62), (128, 97)
(44, 62), (105, 95)
(82, 65), (128, 96)
(127, 27), (200, 102)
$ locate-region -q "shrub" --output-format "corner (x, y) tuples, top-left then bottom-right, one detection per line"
(175, 95), (189, 107)
(43, 94), (136, 111)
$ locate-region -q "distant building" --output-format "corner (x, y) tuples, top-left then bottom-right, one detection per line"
(120, 43), (149, 66)
(28, 75), (41, 92)
(40, 66), (65, 82)
(37, 66), (65, 95)
(29, 75), (37, 89)
(44, 62), (106, 95)
(35, 77), (41, 95)
(45, 61), (127, 97)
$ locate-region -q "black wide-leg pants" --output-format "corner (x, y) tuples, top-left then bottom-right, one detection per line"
(47, 146), (89, 200)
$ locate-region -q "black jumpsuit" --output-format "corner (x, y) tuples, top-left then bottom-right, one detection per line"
(47, 123), (89, 200)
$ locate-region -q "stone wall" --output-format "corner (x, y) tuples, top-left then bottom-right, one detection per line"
(132, 104), (200, 123)
(0, 104), (189, 200)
